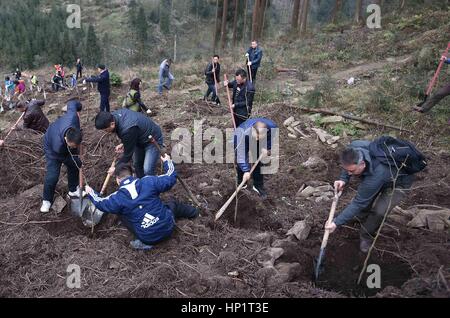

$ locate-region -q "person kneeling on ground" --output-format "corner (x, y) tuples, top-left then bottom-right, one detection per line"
(85, 157), (199, 250)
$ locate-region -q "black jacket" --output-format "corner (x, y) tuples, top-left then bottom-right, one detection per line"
(23, 100), (49, 133)
(112, 109), (163, 165)
(227, 80), (256, 119)
(205, 62), (221, 85)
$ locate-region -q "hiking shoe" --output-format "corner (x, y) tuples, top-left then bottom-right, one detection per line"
(40, 200), (51, 213)
(216, 101), (221, 106)
(130, 239), (153, 251)
(252, 185), (267, 199)
(360, 237), (373, 253)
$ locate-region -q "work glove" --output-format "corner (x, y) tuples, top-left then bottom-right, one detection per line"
(245, 53), (250, 58)
(146, 109), (152, 115)
(83, 80), (87, 85)
(247, 62), (252, 66)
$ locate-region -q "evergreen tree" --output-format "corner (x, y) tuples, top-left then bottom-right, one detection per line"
(85, 24), (102, 67)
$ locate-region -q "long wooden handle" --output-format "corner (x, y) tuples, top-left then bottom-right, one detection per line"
(426, 42), (450, 95)
(320, 192), (342, 249)
(3, 113), (25, 141)
(212, 60), (219, 96)
(224, 74), (236, 129)
(100, 158), (116, 195)
(215, 154), (265, 221)
(247, 57), (253, 83)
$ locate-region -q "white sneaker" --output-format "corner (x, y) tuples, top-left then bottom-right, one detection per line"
(68, 187), (86, 198)
(40, 201), (51, 213)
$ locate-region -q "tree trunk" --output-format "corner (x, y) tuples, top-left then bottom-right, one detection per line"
(232, 0), (239, 47)
(331, 0), (342, 24)
(220, 0), (229, 50)
(242, 0), (248, 47)
(260, 0), (268, 39)
(213, 0), (222, 53)
(251, 0), (261, 41)
(354, 0), (362, 24)
(299, 0), (309, 35)
(291, 0), (301, 31)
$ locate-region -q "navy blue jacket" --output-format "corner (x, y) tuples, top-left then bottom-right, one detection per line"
(87, 160), (177, 244)
(234, 118), (277, 172)
(227, 80), (256, 119)
(334, 140), (415, 226)
(86, 70), (110, 96)
(43, 100), (82, 161)
(246, 47), (263, 69)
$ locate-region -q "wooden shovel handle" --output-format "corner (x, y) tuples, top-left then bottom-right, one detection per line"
(215, 153), (265, 221)
(4, 112), (25, 141)
(320, 191), (342, 249)
(224, 74), (236, 129)
(100, 158), (117, 196)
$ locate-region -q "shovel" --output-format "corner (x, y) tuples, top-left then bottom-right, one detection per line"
(69, 144), (90, 218)
(314, 190), (342, 282)
(1, 112), (25, 143)
(416, 42), (450, 109)
(148, 136), (202, 208)
(81, 158), (116, 228)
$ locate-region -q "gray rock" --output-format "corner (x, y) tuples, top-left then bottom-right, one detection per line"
(286, 221), (311, 241)
(52, 196), (67, 214)
(256, 247), (284, 268)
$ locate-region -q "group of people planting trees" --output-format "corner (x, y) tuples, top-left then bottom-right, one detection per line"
(0, 38), (446, 257)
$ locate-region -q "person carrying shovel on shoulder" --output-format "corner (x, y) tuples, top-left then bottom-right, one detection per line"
(41, 98), (84, 213)
(85, 158), (199, 250)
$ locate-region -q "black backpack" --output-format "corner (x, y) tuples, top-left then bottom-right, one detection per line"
(369, 136), (427, 174)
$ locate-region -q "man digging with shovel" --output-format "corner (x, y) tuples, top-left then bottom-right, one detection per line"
(85, 157), (199, 250)
(234, 118), (277, 199)
(94, 109), (163, 178)
(324, 137), (425, 253)
(41, 98), (83, 213)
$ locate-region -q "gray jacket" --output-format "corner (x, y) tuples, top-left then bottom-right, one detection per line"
(334, 140), (414, 226)
(113, 109), (163, 165)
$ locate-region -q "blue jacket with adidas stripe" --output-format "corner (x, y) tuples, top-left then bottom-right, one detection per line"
(87, 160), (177, 244)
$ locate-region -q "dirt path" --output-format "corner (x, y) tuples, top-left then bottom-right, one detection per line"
(277, 54), (413, 93)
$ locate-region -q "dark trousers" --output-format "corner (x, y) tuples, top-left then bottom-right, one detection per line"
(358, 187), (407, 240)
(100, 93), (110, 112)
(119, 199), (199, 244)
(76, 70), (82, 80)
(236, 143), (263, 188)
(249, 67), (258, 81)
(205, 83), (220, 104)
(234, 113), (249, 128)
(43, 157), (79, 203)
(421, 83), (450, 112)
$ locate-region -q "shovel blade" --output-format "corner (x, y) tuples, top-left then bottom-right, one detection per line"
(81, 203), (105, 227)
(314, 248), (326, 282)
(70, 197), (90, 218)
(416, 95), (429, 108)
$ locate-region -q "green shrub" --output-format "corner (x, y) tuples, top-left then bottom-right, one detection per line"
(110, 72), (122, 87)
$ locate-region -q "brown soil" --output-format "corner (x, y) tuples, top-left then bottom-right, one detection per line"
(0, 76), (449, 298)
